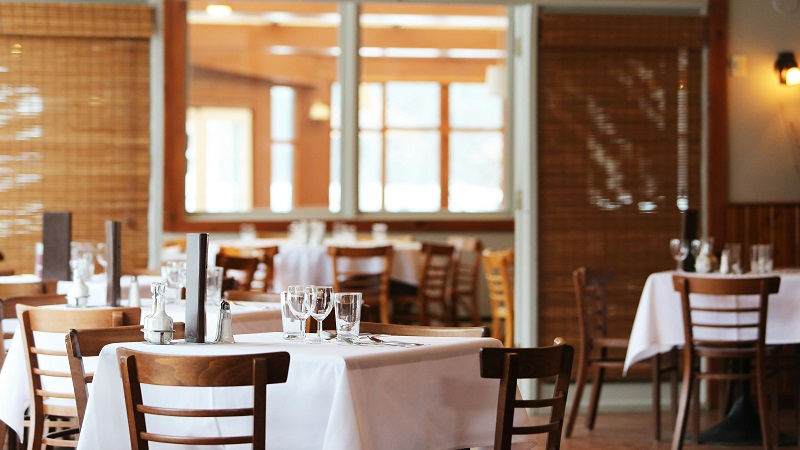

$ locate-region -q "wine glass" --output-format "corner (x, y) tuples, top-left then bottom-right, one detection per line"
(163, 260), (186, 303)
(306, 286), (334, 344)
(286, 285), (311, 341)
(669, 238), (689, 271)
(95, 243), (107, 274)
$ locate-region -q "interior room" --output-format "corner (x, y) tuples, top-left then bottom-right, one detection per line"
(0, 0), (799, 449)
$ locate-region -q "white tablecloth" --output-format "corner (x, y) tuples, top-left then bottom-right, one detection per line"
(77, 332), (512, 450)
(623, 270), (800, 373)
(0, 301), (281, 438)
(209, 238), (423, 291)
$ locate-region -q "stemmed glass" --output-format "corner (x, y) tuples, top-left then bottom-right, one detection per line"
(306, 286), (334, 344)
(95, 243), (107, 275)
(286, 285), (311, 341)
(669, 238), (689, 271)
(162, 260), (186, 303)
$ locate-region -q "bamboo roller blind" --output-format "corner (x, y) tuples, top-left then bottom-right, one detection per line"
(537, 13), (704, 369)
(0, 3), (152, 274)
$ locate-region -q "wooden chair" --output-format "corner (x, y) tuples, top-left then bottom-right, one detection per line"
(359, 321), (489, 338)
(565, 267), (678, 440)
(215, 253), (260, 291)
(219, 246), (280, 292)
(671, 275), (781, 450)
(16, 304), (141, 450)
(66, 323), (186, 428)
(0, 269), (15, 276)
(481, 248), (514, 347)
(0, 279), (57, 299)
(446, 236), (483, 326)
(0, 293), (66, 450)
(117, 348), (290, 450)
(328, 245), (393, 324)
(392, 243), (454, 326)
(480, 337), (575, 450)
(224, 290), (280, 302)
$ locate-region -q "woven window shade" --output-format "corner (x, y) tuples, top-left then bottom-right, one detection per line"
(0, 3), (152, 274)
(538, 13), (703, 366)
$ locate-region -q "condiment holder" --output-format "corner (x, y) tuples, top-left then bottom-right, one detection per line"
(213, 299), (235, 344)
(66, 258), (89, 308)
(143, 282), (175, 345)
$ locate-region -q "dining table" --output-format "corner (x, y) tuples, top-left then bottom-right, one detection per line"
(0, 292), (282, 440)
(207, 237), (424, 291)
(624, 269), (800, 445)
(76, 332), (520, 450)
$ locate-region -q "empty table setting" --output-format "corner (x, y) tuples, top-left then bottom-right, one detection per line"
(76, 331), (513, 450)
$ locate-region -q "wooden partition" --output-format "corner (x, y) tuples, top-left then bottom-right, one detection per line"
(724, 203), (800, 269)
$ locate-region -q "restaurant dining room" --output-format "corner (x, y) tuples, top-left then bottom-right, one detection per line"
(1, 0), (800, 449)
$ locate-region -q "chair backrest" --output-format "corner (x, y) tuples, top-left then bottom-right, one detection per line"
(572, 267), (616, 346)
(215, 254), (260, 291)
(0, 293), (66, 369)
(415, 243), (455, 324)
(671, 275), (780, 350)
(328, 245), (393, 324)
(219, 246), (280, 293)
(446, 236), (484, 325)
(360, 321), (489, 338)
(224, 290), (280, 302)
(0, 279), (58, 298)
(17, 304), (141, 446)
(66, 323), (186, 428)
(117, 348), (290, 450)
(480, 338), (574, 450)
(482, 248), (514, 346)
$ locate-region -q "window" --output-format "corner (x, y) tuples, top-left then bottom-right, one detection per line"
(167, 1), (511, 230)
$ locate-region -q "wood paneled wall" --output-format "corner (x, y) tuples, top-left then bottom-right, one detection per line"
(724, 203), (800, 269)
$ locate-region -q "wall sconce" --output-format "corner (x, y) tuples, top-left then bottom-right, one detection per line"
(206, 3), (232, 18)
(775, 51), (800, 86)
(309, 100), (331, 121)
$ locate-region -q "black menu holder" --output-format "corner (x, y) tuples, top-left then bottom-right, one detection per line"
(105, 221), (122, 306)
(681, 209), (698, 272)
(42, 211), (72, 281)
(185, 233), (208, 343)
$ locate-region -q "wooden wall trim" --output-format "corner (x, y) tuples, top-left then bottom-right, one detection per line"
(706, 0), (729, 244)
(163, 0), (188, 231)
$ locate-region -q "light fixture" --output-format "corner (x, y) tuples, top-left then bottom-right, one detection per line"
(775, 51), (800, 86)
(308, 100), (331, 121)
(205, 4), (232, 18)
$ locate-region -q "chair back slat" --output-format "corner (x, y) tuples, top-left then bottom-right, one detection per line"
(482, 249), (514, 346)
(359, 321), (488, 337)
(480, 338), (574, 450)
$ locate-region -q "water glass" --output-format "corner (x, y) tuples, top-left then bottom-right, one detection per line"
(286, 285), (311, 340)
(724, 243), (742, 274)
(162, 260), (186, 303)
(750, 244), (774, 273)
(206, 266), (223, 305)
(334, 292), (362, 342)
(279, 291), (302, 340)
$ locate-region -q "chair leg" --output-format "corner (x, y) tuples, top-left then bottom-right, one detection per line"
(564, 357), (588, 438)
(586, 366), (605, 430)
(755, 363), (773, 450)
(691, 379), (701, 444)
(670, 348), (679, 430)
(27, 412), (43, 450)
(671, 361), (695, 450)
(652, 355), (662, 441)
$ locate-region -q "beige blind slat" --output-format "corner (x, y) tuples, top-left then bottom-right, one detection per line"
(0, 3), (153, 39)
(0, 4), (150, 274)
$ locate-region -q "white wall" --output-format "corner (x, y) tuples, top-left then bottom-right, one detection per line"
(728, 0), (800, 202)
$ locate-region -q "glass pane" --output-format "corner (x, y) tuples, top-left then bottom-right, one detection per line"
(187, 1), (339, 213)
(359, 3), (509, 214)
(385, 130), (440, 212)
(329, 130), (341, 213)
(359, 131), (383, 212)
(359, 83), (383, 130)
(450, 82), (503, 129)
(271, 143), (293, 213)
(385, 82), (439, 128)
(449, 131), (505, 212)
(185, 107), (253, 213)
(270, 86), (295, 141)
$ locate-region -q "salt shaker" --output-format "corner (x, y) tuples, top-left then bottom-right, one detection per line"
(66, 258), (89, 307)
(214, 299), (235, 344)
(128, 275), (141, 307)
(719, 249), (730, 275)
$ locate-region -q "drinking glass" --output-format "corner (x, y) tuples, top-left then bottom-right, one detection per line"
(669, 238), (689, 271)
(306, 286), (334, 344)
(96, 243), (107, 274)
(750, 244), (774, 273)
(206, 266), (223, 305)
(334, 292), (362, 342)
(286, 285), (311, 341)
(279, 291), (302, 340)
(163, 260), (186, 303)
(724, 243), (742, 274)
